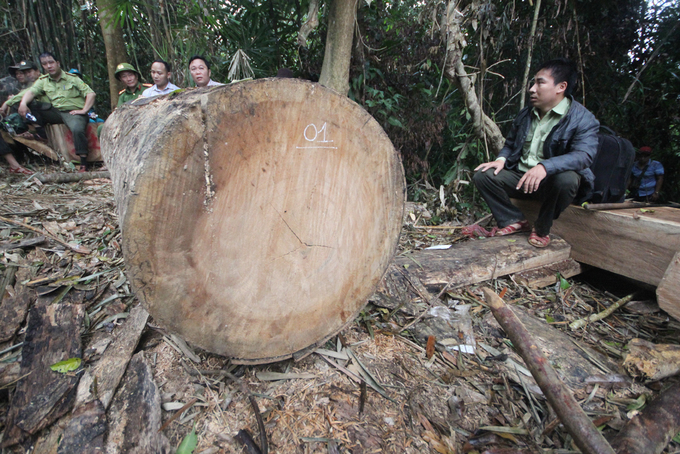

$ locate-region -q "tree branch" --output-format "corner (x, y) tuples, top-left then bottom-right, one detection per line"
(483, 288), (616, 454)
(443, 2), (505, 155)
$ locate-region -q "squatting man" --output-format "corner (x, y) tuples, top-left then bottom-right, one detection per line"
(473, 58), (599, 248)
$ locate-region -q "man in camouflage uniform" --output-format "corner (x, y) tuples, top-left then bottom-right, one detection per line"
(0, 60), (47, 175)
(115, 63), (151, 106)
(18, 52), (95, 171)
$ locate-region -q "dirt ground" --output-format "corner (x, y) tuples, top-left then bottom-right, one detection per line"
(1, 159), (680, 453)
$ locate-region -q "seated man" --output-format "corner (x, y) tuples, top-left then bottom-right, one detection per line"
(0, 134), (32, 174)
(115, 63), (151, 106)
(18, 52), (95, 172)
(629, 146), (664, 202)
(473, 58), (599, 247)
(8, 62), (28, 90)
(0, 60), (47, 175)
(142, 60), (179, 97)
(188, 56), (224, 88)
(1, 60), (45, 120)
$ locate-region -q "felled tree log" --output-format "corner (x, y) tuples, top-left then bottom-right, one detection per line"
(101, 79), (405, 363)
(610, 381), (680, 454)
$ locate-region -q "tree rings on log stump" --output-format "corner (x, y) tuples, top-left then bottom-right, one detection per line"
(101, 79), (405, 363)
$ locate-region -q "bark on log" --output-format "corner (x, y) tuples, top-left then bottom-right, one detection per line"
(101, 79), (405, 364)
(623, 338), (680, 382)
(483, 288), (616, 454)
(610, 381), (680, 454)
(2, 303), (84, 448)
(75, 304), (149, 408)
(57, 400), (106, 454)
(105, 352), (170, 454)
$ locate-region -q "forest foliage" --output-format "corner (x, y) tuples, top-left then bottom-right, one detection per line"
(1, 0), (678, 203)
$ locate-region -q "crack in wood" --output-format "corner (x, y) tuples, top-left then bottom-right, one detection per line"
(200, 96), (215, 210)
(271, 205), (332, 249)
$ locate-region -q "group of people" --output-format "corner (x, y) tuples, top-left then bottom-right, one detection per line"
(0, 54), (224, 174)
(1, 54), (668, 235)
(115, 56), (223, 106)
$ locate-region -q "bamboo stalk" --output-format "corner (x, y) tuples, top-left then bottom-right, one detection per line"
(569, 294), (634, 330)
(482, 288), (616, 454)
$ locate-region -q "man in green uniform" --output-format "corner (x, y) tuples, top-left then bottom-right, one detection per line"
(115, 63), (151, 106)
(18, 52), (95, 171)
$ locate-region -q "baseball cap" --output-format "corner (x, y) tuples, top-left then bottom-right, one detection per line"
(17, 60), (38, 71)
(638, 146), (652, 154)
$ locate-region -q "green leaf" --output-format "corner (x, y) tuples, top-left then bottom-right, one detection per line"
(545, 315), (555, 323)
(50, 357), (81, 373)
(559, 273), (571, 290)
(176, 426), (198, 454)
(627, 394), (646, 411)
(672, 431), (680, 444)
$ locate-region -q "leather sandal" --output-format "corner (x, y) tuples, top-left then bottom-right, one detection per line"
(9, 166), (33, 175)
(496, 220), (530, 236)
(528, 229), (551, 248)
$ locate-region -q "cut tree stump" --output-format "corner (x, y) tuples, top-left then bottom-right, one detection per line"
(101, 79), (405, 364)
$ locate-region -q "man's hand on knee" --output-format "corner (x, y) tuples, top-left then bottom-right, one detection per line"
(474, 160), (505, 175)
(69, 109), (87, 116)
(517, 164), (547, 193)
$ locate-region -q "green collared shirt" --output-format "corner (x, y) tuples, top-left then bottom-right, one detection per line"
(518, 97), (571, 172)
(117, 83), (151, 106)
(6, 82), (50, 108)
(29, 71), (94, 111)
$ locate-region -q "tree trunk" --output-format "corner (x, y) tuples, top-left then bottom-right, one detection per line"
(519, 0), (542, 111)
(443, 1), (505, 155)
(100, 79), (405, 364)
(319, 0), (358, 95)
(96, 0), (128, 110)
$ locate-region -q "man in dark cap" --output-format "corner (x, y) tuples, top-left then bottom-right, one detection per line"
(629, 146), (664, 202)
(1, 60), (43, 117)
(8, 62), (27, 89)
(115, 63), (151, 106)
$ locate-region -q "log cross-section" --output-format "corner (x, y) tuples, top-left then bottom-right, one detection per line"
(101, 79), (405, 363)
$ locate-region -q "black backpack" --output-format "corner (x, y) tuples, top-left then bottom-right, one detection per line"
(588, 126), (636, 204)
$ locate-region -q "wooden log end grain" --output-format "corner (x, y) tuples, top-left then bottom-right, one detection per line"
(101, 79), (405, 363)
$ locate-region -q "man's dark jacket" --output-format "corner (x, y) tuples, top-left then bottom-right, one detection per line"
(497, 97), (600, 202)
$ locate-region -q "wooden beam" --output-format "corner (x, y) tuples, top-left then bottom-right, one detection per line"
(393, 233), (571, 290)
(513, 258), (582, 289)
(657, 251), (680, 322)
(512, 200), (680, 287)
